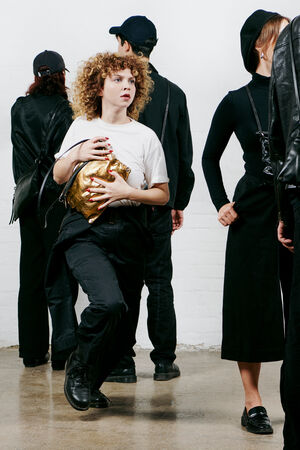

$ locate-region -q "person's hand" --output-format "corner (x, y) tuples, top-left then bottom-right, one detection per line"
(277, 220), (294, 252)
(87, 171), (132, 208)
(218, 202), (239, 227)
(171, 210), (184, 234)
(74, 136), (113, 162)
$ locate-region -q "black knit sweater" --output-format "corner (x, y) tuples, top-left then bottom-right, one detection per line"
(202, 73), (270, 211)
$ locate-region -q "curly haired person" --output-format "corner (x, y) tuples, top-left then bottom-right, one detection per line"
(46, 52), (169, 410)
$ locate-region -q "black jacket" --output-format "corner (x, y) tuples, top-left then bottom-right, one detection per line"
(269, 16), (300, 184)
(139, 64), (194, 210)
(11, 93), (73, 194)
(269, 16), (300, 219)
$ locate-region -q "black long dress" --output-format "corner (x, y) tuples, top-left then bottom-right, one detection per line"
(202, 73), (292, 363)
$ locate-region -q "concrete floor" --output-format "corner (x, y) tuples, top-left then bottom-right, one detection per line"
(0, 348), (284, 450)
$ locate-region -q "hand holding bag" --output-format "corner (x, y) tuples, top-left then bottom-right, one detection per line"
(60, 149), (131, 223)
(39, 139), (131, 225)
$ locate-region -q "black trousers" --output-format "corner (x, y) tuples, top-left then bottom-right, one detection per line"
(282, 193), (300, 449)
(120, 206), (176, 367)
(145, 206), (176, 363)
(64, 210), (145, 388)
(18, 201), (66, 359)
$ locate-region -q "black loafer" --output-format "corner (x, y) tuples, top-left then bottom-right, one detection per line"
(154, 361), (180, 381)
(23, 352), (50, 368)
(105, 366), (137, 383)
(241, 406), (273, 434)
(90, 390), (111, 408)
(64, 353), (91, 411)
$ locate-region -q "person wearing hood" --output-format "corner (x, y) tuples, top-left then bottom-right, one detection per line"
(202, 10), (290, 434)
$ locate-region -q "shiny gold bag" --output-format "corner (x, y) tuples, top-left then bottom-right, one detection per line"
(64, 153), (131, 223)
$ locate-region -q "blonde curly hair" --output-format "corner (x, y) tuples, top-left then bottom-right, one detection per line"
(72, 52), (153, 121)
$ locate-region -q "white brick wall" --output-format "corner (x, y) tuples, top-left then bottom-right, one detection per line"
(0, 0), (298, 349)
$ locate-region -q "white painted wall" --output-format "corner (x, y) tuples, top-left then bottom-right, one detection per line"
(0, 0), (298, 349)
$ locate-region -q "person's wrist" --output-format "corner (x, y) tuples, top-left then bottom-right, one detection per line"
(126, 185), (135, 200)
(70, 143), (84, 164)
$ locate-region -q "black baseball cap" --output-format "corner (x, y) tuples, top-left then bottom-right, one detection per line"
(109, 15), (157, 45)
(240, 9), (279, 73)
(33, 50), (68, 76)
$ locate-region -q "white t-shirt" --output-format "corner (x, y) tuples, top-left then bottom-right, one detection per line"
(56, 116), (169, 207)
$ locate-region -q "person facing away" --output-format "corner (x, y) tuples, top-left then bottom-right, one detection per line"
(269, 15), (300, 450)
(202, 9), (291, 435)
(48, 52), (169, 410)
(106, 15), (195, 383)
(11, 50), (74, 370)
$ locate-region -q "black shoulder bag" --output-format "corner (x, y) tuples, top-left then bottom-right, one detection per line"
(245, 85), (273, 181)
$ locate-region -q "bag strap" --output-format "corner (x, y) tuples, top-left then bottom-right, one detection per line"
(58, 160), (89, 204)
(245, 85), (263, 133)
(37, 139), (88, 227)
(160, 79), (170, 144)
(289, 19), (300, 116)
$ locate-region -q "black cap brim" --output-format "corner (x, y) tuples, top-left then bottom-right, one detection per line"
(109, 26), (120, 35)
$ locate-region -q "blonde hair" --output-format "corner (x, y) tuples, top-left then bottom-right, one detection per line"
(72, 52), (153, 120)
(253, 15), (290, 71)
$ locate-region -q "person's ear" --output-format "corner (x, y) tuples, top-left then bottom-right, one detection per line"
(123, 40), (132, 54)
(254, 45), (265, 60)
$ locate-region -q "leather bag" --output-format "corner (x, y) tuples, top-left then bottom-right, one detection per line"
(60, 149), (131, 224)
(245, 85), (273, 181)
(9, 161), (41, 223)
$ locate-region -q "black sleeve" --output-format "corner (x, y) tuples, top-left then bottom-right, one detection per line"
(41, 101), (73, 191)
(268, 77), (292, 224)
(11, 100), (34, 183)
(202, 93), (235, 211)
(173, 94), (195, 210)
(268, 77), (286, 165)
(48, 101), (73, 158)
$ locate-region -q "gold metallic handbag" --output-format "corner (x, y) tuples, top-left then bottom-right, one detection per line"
(61, 153), (131, 224)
